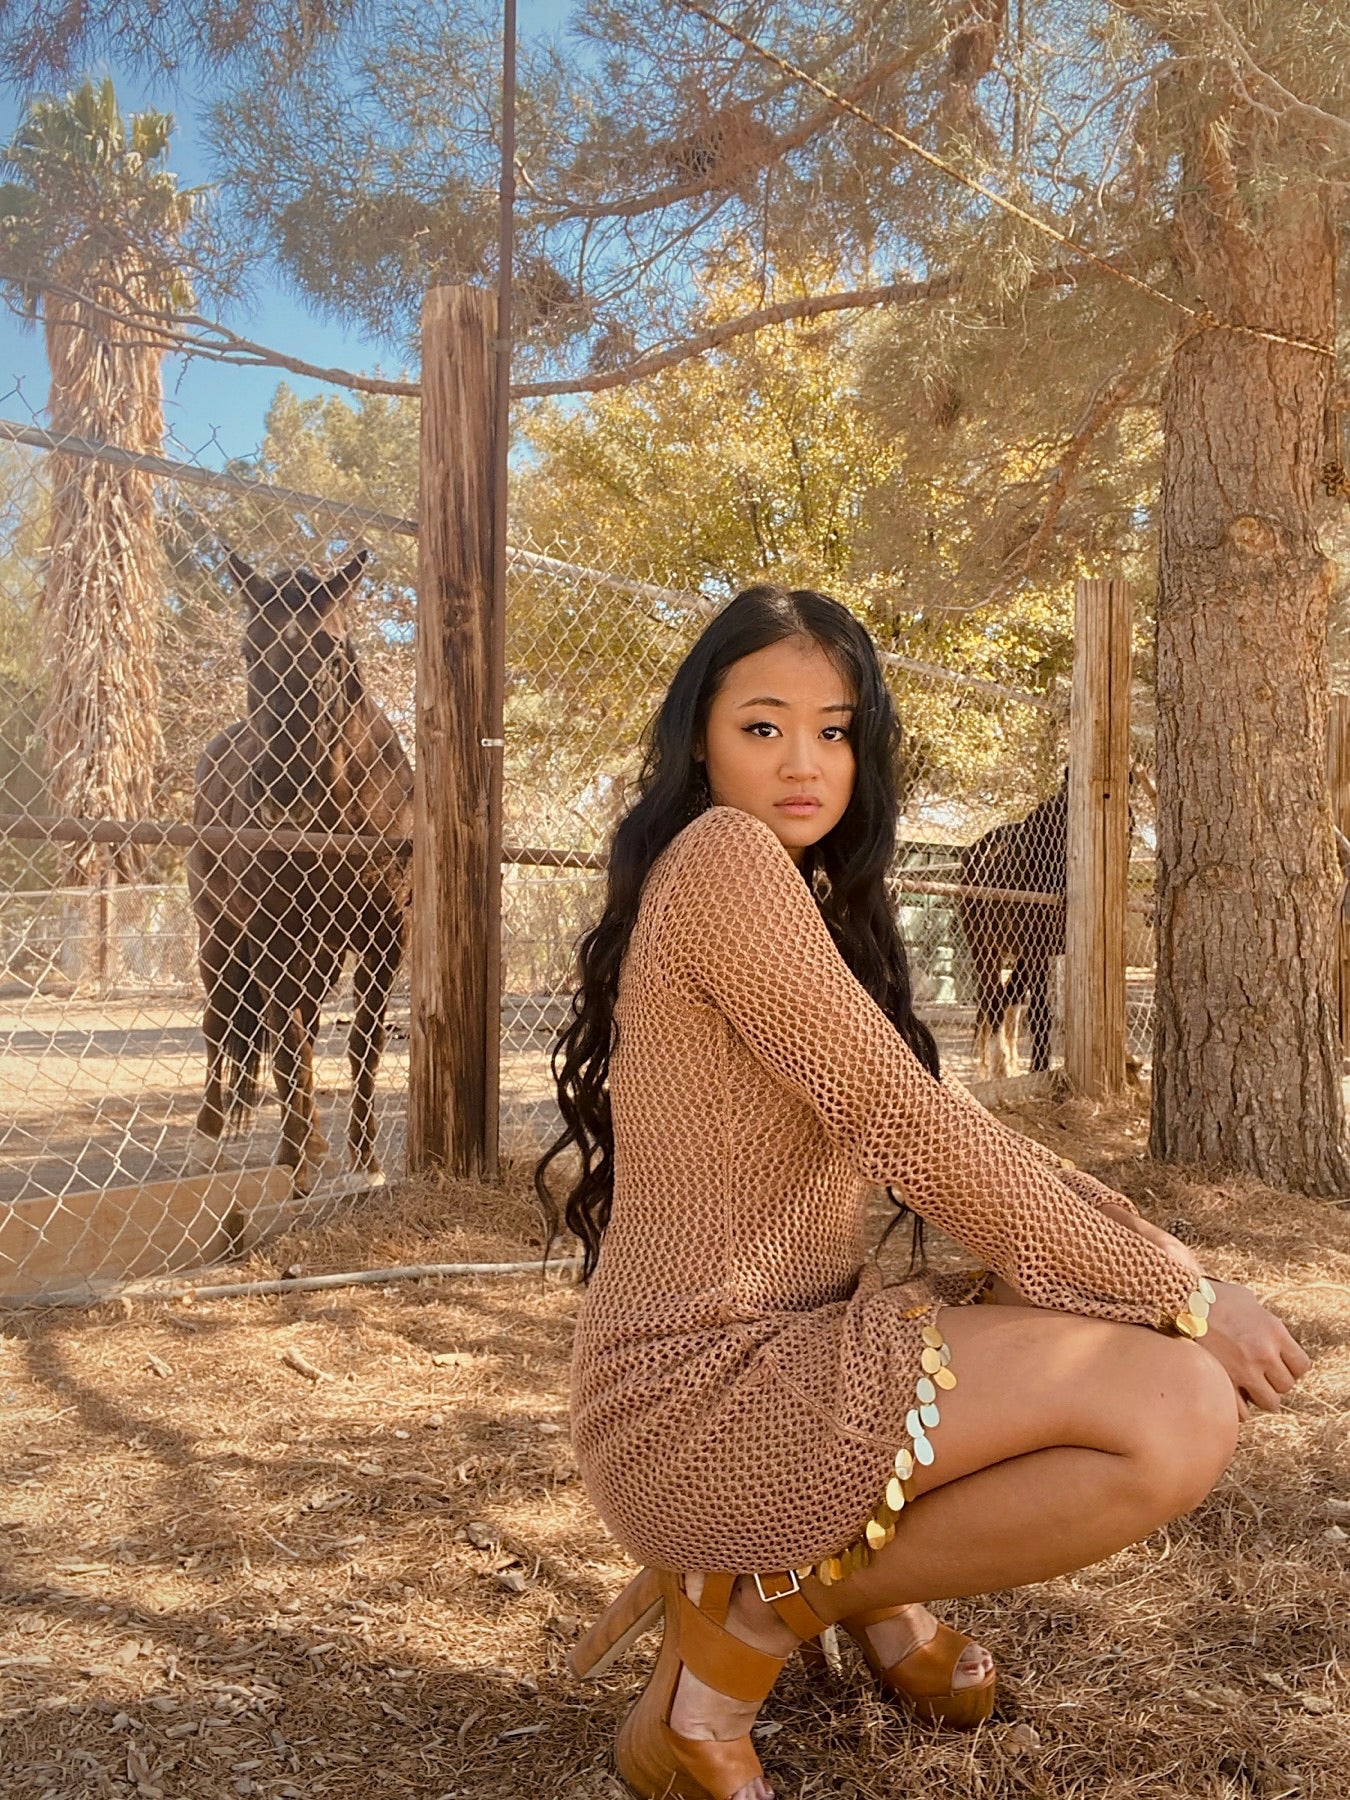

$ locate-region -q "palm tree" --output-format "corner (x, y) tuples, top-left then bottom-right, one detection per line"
(0, 76), (199, 882)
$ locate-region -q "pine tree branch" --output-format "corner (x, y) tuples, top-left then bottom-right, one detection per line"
(528, 35), (940, 228)
(0, 273), (418, 398)
(1206, 3), (1350, 148)
(1011, 337), (1177, 579)
(522, 9), (943, 230)
(512, 255), (1118, 400)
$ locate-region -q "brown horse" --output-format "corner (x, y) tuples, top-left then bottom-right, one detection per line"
(188, 550), (413, 1190)
(957, 774), (1070, 1079)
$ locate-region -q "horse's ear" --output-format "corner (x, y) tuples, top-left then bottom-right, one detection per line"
(224, 551), (268, 608)
(324, 547), (370, 605)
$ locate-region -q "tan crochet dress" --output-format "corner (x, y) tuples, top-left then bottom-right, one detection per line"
(570, 805), (1198, 1576)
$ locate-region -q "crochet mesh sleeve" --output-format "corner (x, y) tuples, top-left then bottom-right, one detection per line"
(653, 806), (1192, 1329)
(941, 1071), (1141, 1218)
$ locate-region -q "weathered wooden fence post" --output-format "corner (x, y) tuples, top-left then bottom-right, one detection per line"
(1326, 691), (1350, 1057)
(409, 284), (499, 1178)
(1064, 577), (1133, 1097)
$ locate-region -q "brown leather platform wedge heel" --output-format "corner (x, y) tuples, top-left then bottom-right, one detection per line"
(837, 1603), (996, 1729)
(572, 1569), (826, 1799)
(569, 1568), (665, 1681)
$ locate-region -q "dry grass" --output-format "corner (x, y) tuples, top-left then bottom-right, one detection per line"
(3, 1090), (1349, 1799)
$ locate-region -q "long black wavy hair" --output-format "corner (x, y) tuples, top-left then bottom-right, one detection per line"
(533, 584), (942, 1279)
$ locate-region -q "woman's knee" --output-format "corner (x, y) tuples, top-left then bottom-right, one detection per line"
(1130, 1340), (1239, 1514)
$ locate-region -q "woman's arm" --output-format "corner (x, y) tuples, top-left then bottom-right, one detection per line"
(940, 1070), (1141, 1216)
(938, 1073), (1201, 1272)
(653, 806), (1199, 1332)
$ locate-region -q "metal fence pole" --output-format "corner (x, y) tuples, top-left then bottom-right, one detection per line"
(483, 0), (517, 1183)
(409, 285), (498, 1178)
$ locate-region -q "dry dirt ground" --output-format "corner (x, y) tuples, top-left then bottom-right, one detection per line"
(3, 1089), (1349, 1800)
(0, 986), (1106, 1206)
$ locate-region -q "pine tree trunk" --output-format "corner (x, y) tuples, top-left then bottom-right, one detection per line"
(1150, 160), (1349, 1190)
(41, 256), (165, 885)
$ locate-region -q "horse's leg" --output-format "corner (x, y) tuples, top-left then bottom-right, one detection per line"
(1003, 957), (1031, 1078)
(988, 984), (1011, 1079)
(983, 917), (1013, 1081)
(964, 903), (1003, 1078)
(1027, 954), (1054, 1072)
(195, 923), (230, 1151)
(348, 919), (401, 1174)
(259, 940), (325, 1191)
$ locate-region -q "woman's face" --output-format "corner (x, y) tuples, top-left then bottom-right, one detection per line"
(698, 636), (857, 865)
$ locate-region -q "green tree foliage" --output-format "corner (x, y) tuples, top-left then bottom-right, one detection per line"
(0, 0), (356, 86)
(0, 76), (201, 314)
(192, 4), (1341, 720)
(516, 255), (1151, 823)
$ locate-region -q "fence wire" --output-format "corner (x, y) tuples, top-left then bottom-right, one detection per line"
(497, 524), (1158, 1155)
(0, 403), (414, 1304)
(0, 394), (1157, 1306)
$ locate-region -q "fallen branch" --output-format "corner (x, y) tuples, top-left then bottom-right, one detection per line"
(281, 1346), (329, 1382)
(130, 1258), (583, 1303)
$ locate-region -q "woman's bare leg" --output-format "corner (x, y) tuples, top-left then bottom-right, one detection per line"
(839, 1276), (1027, 1684)
(669, 1302), (1239, 1800)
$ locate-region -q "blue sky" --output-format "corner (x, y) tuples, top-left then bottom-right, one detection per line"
(0, 1), (573, 464)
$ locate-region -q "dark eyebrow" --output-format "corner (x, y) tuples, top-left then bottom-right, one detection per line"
(734, 695), (856, 713)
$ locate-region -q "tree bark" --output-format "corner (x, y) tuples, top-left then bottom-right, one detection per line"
(1151, 155), (1349, 1190)
(41, 257), (165, 884)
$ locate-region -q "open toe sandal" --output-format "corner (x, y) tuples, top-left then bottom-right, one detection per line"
(571, 1567), (827, 1798)
(834, 1602), (996, 1729)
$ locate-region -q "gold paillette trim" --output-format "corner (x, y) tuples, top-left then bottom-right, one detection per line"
(807, 1319), (956, 1588)
(1169, 1275), (1216, 1339)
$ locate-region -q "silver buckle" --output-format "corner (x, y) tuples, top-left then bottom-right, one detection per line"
(753, 1569), (801, 1606)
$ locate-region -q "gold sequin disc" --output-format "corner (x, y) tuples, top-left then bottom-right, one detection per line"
(934, 1366), (957, 1390)
(921, 1324), (945, 1348)
(865, 1518), (888, 1550)
(885, 1476), (906, 1512)
(921, 1347), (944, 1374)
(894, 1447), (915, 1481)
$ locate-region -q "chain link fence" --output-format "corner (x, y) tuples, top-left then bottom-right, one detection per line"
(0, 380), (1156, 1305)
(497, 530), (1158, 1153)
(0, 401), (415, 1303)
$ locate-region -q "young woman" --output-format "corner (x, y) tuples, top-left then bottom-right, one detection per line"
(535, 585), (1310, 1800)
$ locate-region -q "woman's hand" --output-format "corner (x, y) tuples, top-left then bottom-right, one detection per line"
(1096, 1200), (1205, 1277)
(1195, 1280), (1312, 1419)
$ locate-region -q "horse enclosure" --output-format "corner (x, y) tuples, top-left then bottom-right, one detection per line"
(1, 294), (1166, 1307)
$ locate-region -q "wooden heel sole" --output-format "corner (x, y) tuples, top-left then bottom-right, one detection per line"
(569, 1568), (664, 1680)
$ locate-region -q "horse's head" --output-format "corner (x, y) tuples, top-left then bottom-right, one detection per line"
(225, 548), (369, 821)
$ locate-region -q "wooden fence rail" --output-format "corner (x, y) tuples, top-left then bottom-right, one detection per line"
(0, 813), (588, 871)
